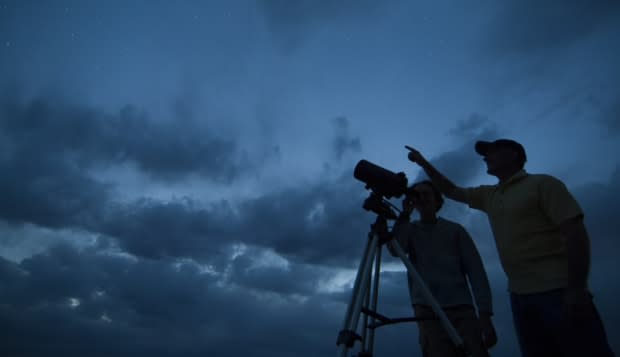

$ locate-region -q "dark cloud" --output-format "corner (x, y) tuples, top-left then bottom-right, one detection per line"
(0, 242), (352, 357)
(53, 178), (372, 268)
(227, 247), (327, 296)
(0, 162), (372, 271)
(332, 116), (361, 161)
(447, 113), (493, 139)
(258, 0), (386, 53)
(232, 173), (373, 267)
(96, 198), (235, 262)
(0, 92), (250, 184)
(486, 0), (620, 55)
(84, 171), (371, 268)
(0, 145), (110, 229)
(0, 92), (274, 261)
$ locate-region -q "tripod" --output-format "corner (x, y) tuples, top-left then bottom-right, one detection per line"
(336, 213), (469, 357)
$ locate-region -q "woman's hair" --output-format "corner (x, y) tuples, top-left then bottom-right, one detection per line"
(408, 180), (444, 212)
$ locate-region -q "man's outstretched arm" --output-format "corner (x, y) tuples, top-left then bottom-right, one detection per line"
(405, 146), (467, 203)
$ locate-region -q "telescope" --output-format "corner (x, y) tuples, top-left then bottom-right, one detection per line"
(353, 159), (411, 219)
(353, 159), (408, 199)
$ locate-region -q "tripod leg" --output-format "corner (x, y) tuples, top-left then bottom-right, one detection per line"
(387, 239), (469, 356)
(337, 233), (380, 357)
(341, 234), (374, 331)
(361, 260), (371, 351)
(365, 244), (382, 354)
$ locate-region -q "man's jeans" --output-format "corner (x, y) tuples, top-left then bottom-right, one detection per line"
(510, 289), (615, 357)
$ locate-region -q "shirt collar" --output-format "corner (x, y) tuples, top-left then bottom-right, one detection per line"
(498, 169), (528, 189)
(414, 216), (442, 227)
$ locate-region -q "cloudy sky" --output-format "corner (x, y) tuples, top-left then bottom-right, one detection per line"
(1, 1), (619, 356)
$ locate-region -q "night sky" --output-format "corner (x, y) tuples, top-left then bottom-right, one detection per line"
(1, 1), (619, 356)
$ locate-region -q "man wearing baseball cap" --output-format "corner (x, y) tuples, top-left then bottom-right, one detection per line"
(405, 139), (614, 357)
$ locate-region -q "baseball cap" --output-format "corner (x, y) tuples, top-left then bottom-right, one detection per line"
(474, 139), (527, 164)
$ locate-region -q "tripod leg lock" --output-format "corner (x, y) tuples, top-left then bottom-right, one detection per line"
(336, 329), (361, 348)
